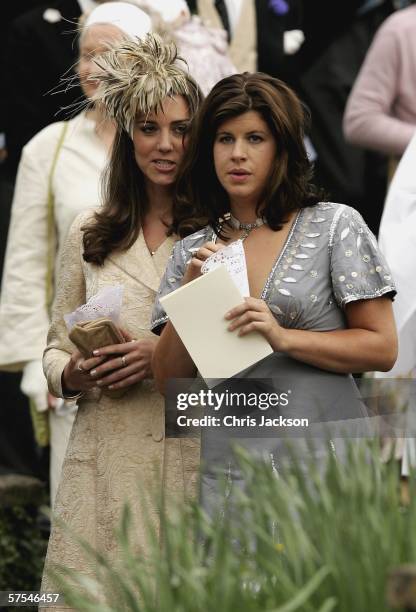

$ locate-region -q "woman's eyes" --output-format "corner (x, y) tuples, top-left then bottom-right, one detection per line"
(138, 124), (189, 135)
(218, 135), (234, 144)
(248, 134), (264, 143)
(217, 134), (264, 144)
(173, 123), (189, 135)
(140, 125), (156, 134)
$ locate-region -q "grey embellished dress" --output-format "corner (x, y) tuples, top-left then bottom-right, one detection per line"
(152, 202), (395, 332)
(151, 202), (396, 507)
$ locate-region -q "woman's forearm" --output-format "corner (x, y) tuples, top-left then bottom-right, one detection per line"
(276, 327), (397, 374)
(152, 321), (197, 394)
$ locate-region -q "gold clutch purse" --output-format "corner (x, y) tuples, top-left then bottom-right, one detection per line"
(69, 317), (127, 398)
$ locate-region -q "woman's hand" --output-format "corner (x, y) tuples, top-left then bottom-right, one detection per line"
(182, 242), (224, 284)
(225, 297), (287, 351)
(62, 349), (107, 395)
(90, 328), (158, 390)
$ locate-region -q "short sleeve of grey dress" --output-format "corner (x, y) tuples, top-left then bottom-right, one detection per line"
(151, 202), (395, 333)
(151, 203), (396, 514)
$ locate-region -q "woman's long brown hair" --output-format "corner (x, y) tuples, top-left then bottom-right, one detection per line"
(82, 84), (201, 265)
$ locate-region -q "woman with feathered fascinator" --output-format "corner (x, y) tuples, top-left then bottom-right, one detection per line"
(40, 33), (202, 606)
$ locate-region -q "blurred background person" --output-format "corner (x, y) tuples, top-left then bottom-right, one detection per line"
(3, 0), (85, 184)
(185, 0), (304, 79)
(135, 0), (236, 95)
(343, 2), (416, 162)
(0, 2), (152, 504)
(0, 0), (78, 481)
(0, 0), (104, 483)
(374, 133), (416, 475)
(296, 0), (395, 236)
(378, 133), (416, 380)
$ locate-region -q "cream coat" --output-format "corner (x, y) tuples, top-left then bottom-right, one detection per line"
(41, 213), (199, 609)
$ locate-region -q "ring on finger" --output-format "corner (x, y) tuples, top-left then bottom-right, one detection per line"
(77, 362), (84, 372)
(121, 355), (127, 367)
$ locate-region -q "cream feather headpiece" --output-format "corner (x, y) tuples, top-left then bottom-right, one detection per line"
(90, 33), (194, 137)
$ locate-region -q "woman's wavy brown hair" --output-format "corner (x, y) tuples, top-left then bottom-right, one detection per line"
(171, 72), (325, 238)
(82, 83), (201, 265)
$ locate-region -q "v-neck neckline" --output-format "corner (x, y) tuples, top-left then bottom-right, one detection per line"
(260, 209), (303, 300)
(210, 208), (303, 299)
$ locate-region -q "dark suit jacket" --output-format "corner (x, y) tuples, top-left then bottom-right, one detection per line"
(255, 0), (303, 82)
(3, 0), (84, 177)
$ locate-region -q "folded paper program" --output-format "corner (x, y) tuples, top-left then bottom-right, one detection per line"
(201, 239), (250, 297)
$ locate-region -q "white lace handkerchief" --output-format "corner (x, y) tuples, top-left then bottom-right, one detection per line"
(201, 240), (249, 297)
(64, 285), (124, 331)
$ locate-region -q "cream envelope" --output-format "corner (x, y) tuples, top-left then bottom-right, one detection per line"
(160, 265), (273, 380)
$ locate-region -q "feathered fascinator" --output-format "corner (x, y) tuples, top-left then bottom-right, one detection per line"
(90, 33), (193, 137)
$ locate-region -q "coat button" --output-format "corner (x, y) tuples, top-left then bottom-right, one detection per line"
(152, 430), (164, 443)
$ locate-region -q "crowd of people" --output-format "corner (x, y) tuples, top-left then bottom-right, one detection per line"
(0, 0), (415, 603)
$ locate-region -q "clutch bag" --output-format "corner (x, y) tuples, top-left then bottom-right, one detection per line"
(69, 317), (126, 398)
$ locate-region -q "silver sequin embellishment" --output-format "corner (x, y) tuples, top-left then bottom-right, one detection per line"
(339, 275), (345, 282)
(351, 272), (358, 278)
(270, 304), (284, 316)
(301, 242), (317, 249)
(346, 284), (354, 289)
(384, 275), (391, 281)
(362, 255), (370, 263)
(290, 264), (303, 270)
(283, 277), (297, 283)
(278, 288), (291, 296)
(310, 294), (318, 302)
(345, 250), (352, 257)
(305, 232), (320, 238)
(168, 277), (176, 283)
(310, 270), (318, 277)
(311, 217), (326, 223)
(294, 253), (309, 259)
(341, 227), (350, 240)
(375, 266), (382, 273)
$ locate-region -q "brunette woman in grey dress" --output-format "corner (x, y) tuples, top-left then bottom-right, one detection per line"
(150, 73), (398, 507)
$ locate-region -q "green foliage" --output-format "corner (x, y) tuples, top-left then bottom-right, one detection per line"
(52, 441), (414, 611)
(0, 505), (47, 591)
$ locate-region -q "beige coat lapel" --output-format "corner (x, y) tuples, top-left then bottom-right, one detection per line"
(107, 232), (175, 293)
(197, 0), (257, 72)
